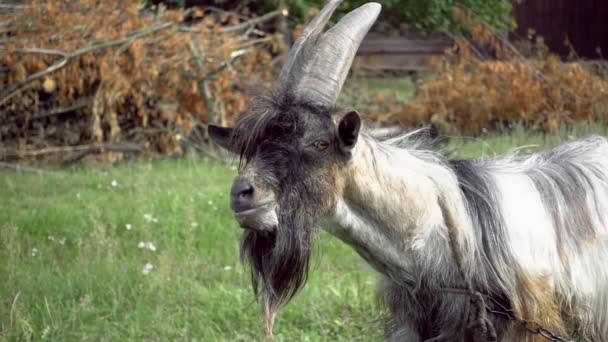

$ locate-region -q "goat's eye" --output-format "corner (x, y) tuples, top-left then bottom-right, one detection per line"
(312, 140), (329, 151)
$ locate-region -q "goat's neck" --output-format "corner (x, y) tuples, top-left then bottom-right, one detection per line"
(327, 136), (471, 284)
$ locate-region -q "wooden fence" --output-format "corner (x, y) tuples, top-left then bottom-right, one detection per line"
(354, 33), (452, 71)
(513, 0), (608, 59)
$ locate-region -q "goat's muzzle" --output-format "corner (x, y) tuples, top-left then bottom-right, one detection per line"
(230, 176), (278, 231)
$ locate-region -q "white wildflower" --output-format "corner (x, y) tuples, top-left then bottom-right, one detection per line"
(31, 247), (38, 256)
(41, 326), (51, 340)
(223, 266), (232, 271)
(230, 165), (237, 171)
(146, 242), (156, 252)
(152, 217), (158, 223)
(138, 241), (156, 252)
(48, 235), (55, 241)
(125, 223), (132, 230)
(58, 237), (66, 245)
(111, 179), (118, 187)
(208, 200), (213, 205)
(143, 214), (153, 222)
(142, 262), (154, 275)
(191, 222), (198, 228)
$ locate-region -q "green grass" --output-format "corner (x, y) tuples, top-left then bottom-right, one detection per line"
(0, 159), (379, 341)
(2, 124), (608, 341)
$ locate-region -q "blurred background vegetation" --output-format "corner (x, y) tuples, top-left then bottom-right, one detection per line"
(148, 0), (515, 33)
(2, 0), (606, 164)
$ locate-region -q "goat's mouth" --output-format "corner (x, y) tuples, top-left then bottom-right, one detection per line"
(233, 202), (278, 231)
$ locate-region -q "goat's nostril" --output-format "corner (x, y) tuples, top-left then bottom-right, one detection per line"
(232, 179), (254, 196)
(238, 185), (254, 197)
(230, 178), (255, 212)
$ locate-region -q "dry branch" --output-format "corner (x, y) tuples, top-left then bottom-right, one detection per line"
(1, 1), (280, 164)
(0, 4), (29, 11)
(0, 22), (174, 107)
(30, 97), (92, 120)
(188, 40), (215, 124)
(0, 161), (58, 174)
(222, 10), (282, 33)
(1, 143), (144, 158)
(1, 97), (92, 126)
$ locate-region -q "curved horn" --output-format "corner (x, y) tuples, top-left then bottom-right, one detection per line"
(277, 0), (344, 85)
(294, 3), (381, 106)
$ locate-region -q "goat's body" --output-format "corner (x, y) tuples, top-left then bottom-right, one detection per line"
(327, 133), (608, 341)
(211, 2), (608, 338)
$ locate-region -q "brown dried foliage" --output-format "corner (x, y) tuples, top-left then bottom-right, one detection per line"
(394, 8), (608, 135)
(0, 0), (284, 163)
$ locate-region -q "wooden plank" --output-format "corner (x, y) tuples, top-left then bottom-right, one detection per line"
(354, 33), (452, 71)
(358, 36), (452, 55)
(353, 54), (435, 71)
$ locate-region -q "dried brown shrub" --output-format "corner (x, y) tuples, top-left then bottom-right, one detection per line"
(393, 9), (608, 135)
(0, 0), (284, 163)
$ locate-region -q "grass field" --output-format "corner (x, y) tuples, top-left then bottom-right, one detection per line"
(2, 124), (608, 341)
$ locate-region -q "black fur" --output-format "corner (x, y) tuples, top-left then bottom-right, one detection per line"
(233, 88), (339, 314)
(231, 89), (333, 164)
(450, 159), (515, 291)
(439, 159), (518, 339)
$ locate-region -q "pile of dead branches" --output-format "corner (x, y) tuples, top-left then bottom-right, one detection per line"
(0, 1), (285, 164)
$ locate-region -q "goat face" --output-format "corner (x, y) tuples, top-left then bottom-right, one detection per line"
(208, 97), (361, 319)
(207, 0), (380, 331)
(209, 100), (361, 234)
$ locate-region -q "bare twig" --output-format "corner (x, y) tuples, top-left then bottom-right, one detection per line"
(447, 33), (485, 60)
(0, 22), (174, 107)
(30, 97), (92, 120)
(0, 162), (57, 174)
(177, 25), (200, 33)
(125, 127), (174, 137)
(7, 47), (66, 56)
(0, 143), (144, 158)
(2, 97), (92, 126)
(188, 40), (216, 124)
(61, 144), (144, 164)
(222, 10), (281, 33)
(202, 6), (248, 20)
(202, 48), (250, 81)
(188, 41), (205, 70)
(0, 4), (29, 11)
(232, 36), (274, 50)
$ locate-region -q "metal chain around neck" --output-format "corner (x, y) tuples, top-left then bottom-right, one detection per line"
(442, 211), (574, 342)
(484, 295), (574, 342)
(437, 286), (574, 342)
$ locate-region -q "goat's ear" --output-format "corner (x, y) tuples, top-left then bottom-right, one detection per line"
(208, 125), (235, 152)
(337, 111), (361, 153)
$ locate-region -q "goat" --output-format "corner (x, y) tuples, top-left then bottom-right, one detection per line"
(208, 1), (608, 340)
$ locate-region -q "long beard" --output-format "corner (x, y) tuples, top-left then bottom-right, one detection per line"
(240, 195), (317, 337)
